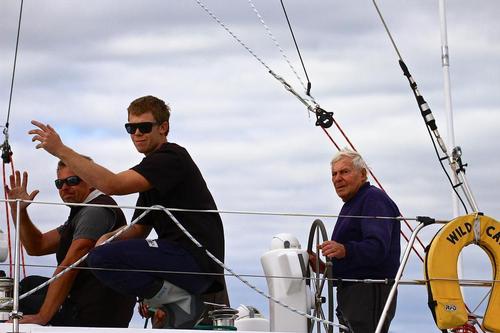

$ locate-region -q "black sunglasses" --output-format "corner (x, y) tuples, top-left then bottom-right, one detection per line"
(124, 122), (158, 134)
(55, 176), (82, 189)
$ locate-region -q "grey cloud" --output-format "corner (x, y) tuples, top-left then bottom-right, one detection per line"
(1, 1), (499, 331)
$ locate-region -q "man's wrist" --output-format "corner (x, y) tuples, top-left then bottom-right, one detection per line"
(35, 311), (52, 325)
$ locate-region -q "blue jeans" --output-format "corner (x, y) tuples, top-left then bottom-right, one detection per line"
(87, 239), (212, 298)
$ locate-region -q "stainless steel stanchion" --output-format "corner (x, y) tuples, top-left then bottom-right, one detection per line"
(375, 217), (436, 333)
(10, 200), (23, 333)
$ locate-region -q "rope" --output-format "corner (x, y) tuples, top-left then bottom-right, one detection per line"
(193, 0), (440, 262)
(325, 115), (428, 260)
(471, 290), (492, 314)
(160, 206), (347, 330)
(2, 163), (13, 277)
(2, 159), (27, 278)
(246, 0), (311, 98)
(194, 0), (271, 72)
(0, 207), (155, 310)
(371, 0), (471, 214)
(320, 123), (427, 260)
(369, 3), (484, 330)
(194, 0), (316, 112)
(2, 0), (28, 280)
(0, 199), (488, 328)
(0, 203), (349, 330)
(316, 128), (421, 259)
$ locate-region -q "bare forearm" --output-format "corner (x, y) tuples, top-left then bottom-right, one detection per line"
(37, 266), (79, 323)
(97, 224), (151, 246)
(55, 145), (119, 194)
(13, 209), (44, 255)
(37, 238), (96, 324)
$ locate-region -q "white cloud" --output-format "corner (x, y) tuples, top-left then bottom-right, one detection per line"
(1, 0), (499, 331)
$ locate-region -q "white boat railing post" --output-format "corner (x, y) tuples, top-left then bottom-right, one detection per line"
(374, 218), (431, 333)
(11, 199), (23, 333)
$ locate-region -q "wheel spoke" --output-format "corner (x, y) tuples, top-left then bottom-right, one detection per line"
(306, 219), (334, 333)
(318, 306), (330, 332)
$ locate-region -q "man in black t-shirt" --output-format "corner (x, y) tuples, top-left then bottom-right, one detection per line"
(29, 95), (227, 329)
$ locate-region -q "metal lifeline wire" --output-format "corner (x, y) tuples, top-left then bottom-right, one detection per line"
(0, 2), (488, 329)
(160, 205), (347, 330)
(1, 197), (447, 222)
(4, 263), (498, 287)
(471, 289), (492, 314)
(0, 202), (349, 331)
(0, 207), (154, 310)
(2, 200), (495, 328)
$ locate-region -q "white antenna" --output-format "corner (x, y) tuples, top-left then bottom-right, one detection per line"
(438, 0), (460, 219)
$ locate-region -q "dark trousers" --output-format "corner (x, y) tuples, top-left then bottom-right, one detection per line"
(87, 239), (213, 299)
(19, 275), (78, 326)
(336, 283), (397, 333)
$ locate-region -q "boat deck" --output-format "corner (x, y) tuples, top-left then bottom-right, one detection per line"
(0, 323), (267, 333)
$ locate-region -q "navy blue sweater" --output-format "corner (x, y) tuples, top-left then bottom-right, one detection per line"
(331, 182), (401, 279)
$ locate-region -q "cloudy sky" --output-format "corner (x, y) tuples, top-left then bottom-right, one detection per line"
(1, 0), (499, 331)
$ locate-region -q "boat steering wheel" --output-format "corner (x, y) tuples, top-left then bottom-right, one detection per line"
(306, 219), (334, 333)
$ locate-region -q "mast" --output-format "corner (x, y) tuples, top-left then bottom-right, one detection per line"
(438, 0), (460, 219)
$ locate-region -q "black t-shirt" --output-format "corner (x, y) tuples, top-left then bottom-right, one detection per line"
(131, 142), (225, 290)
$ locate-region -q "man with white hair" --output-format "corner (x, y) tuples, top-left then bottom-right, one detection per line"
(319, 148), (401, 333)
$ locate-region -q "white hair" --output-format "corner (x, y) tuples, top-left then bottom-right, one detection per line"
(331, 148), (369, 175)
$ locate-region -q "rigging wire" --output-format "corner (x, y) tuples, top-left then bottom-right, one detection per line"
(371, 0), (470, 214)
(195, 0), (428, 258)
(2, 0), (27, 279)
(194, 0), (272, 72)
(426, 125), (469, 213)
(1, 205), (349, 331)
(4, 0), (24, 133)
(323, 123), (428, 260)
(471, 289), (492, 314)
(178, 0), (427, 262)
(3, 199), (490, 322)
(247, 0), (312, 99)
(278, 0), (313, 97)
(191, 0), (320, 118)
(370, 2), (484, 330)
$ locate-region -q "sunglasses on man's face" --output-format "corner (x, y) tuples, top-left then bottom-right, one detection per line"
(124, 122), (158, 134)
(55, 176), (82, 189)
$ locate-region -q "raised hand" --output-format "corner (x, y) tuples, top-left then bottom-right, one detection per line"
(5, 170), (39, 211)
(29, 120), (64, 156)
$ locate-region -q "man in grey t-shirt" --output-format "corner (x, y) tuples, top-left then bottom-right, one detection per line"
(6, 159), (135, 327)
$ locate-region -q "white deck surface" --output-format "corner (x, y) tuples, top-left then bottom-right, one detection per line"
(0, 323), (269, 333)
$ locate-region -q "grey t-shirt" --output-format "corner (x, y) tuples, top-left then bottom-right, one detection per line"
(57, 206), (115, 241)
